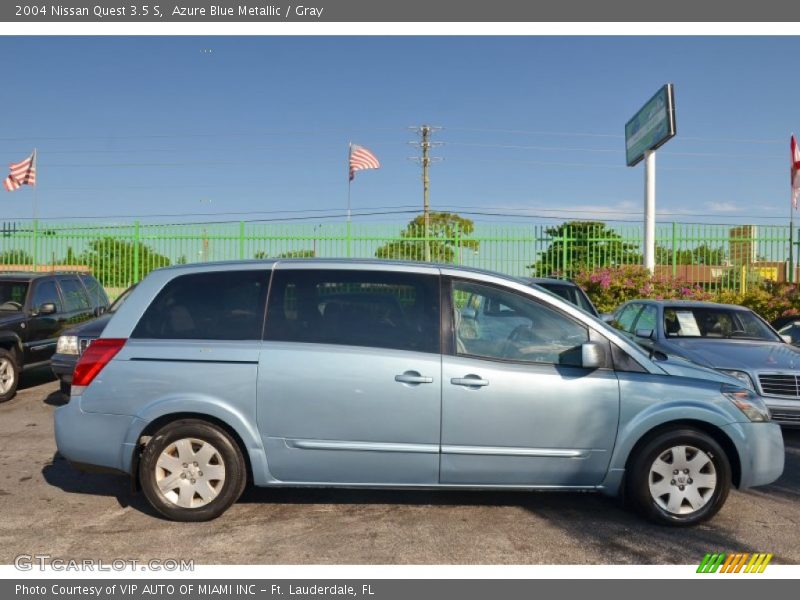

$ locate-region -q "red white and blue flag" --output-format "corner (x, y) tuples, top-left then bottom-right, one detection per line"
(3, 150), (37, 192)
(349, 144), (380, 181)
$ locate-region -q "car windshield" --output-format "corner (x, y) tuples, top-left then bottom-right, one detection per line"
(664, 306), (779, 341)
(536, 282), (597, 316)
(0, 281), (29, 310)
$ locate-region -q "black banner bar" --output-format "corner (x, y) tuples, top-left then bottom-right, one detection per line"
(2, 0), (800, 22)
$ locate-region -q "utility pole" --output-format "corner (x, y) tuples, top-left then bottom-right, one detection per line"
(409, 125), (443, 262)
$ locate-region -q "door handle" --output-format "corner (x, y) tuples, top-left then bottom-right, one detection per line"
(395, 371), (434, 385)
(451, 375), (489, 388)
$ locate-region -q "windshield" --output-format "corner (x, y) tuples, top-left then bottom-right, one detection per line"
(536, 282), (597, 316)
(664, 306), (779, 341)
(0, 281), (29, 310)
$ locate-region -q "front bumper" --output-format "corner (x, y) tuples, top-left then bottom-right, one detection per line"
(50, 352), (78, 384)
(722, 421), (784, 489)
(763, 399), (800, 427)
(54, 396), (136, 475)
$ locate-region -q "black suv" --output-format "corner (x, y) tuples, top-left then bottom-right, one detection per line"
(0, 272), (109, 402)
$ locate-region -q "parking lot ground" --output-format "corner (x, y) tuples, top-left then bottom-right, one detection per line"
(0, 369), (798, 565)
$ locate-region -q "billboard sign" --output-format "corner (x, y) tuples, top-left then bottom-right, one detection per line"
(625, 84), (676, 166)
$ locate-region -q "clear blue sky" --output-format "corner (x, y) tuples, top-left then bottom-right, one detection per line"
(0, 36), (797, 226)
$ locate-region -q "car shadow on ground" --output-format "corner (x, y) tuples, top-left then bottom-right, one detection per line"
(41, 453), (161, 518)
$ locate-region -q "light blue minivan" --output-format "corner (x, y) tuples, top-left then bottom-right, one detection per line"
(54, 260), (785, 524)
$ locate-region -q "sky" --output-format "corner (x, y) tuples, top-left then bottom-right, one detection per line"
(0, 36), (798, 226)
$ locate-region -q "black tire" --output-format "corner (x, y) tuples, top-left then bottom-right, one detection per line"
(0, 348), (20, 404)
(139, 419), (247, 521)
(626, 428), (731, 526)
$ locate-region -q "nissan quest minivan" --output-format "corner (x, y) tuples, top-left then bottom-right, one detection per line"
(54, 260), (785, 524)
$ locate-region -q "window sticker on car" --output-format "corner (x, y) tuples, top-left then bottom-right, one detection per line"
(675, 311), (702, 336)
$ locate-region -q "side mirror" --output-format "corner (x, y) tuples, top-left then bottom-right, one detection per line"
(781, 334), (793, 344)
(37, 303), (56, 315)
(635, 328), (655, 340)
(581, 342), (606, 369)
(461, 308), (477, 320)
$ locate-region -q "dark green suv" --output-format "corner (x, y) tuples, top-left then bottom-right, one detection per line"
(0, 272), (109, 402)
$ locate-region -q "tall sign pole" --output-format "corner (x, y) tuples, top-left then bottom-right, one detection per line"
(625, 84), (676, 273)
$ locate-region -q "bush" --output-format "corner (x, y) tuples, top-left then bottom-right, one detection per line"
(573, 265), (800, 323)
(573, 265), (713, 314)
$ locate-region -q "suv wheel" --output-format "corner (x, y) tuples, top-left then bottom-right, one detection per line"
(0, 349), (19, 403)
(627, 428), (731, 526)
(139, 419), (247, 521)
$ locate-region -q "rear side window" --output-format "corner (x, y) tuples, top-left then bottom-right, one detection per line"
(30, 280), (61, 312)
(264, 269), (440, 354)
(59, 278), (91, 311)
(132, 270), (269, 340)
(80, 275), (109, 308)
(613, 304), (642, 333)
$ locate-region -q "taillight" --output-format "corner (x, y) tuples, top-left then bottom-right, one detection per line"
(72, 338), (126, 392)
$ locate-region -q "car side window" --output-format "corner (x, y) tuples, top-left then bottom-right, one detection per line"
(58, 278), (91, 312)
(30, 280), (61, 312)
(634, 305), (658, 333)
(613, 304), (642, 333)
(79, 275), (109, 309)
(131, 270), (269, 340)
(264, 269), (440, 354)
(452, 280), (588, 366)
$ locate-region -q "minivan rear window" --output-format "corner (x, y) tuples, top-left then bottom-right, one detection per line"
(264, 269), (440, 354)
(132, 270), (269, 340)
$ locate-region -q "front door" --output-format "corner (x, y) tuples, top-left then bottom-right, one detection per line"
(257, 266), (442, 485)
(25, 279), (67, 365)
(441, 278), (620, 486)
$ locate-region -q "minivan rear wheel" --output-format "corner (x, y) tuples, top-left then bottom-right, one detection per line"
(139, 419), (246, 521)
(627, 428), (731, 526)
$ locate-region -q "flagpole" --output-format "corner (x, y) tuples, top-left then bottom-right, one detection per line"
(347, 142), (352, 258)
(32, 148), (38, 221)
(792, 135), (796, 285)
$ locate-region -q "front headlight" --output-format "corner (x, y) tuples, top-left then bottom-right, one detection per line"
(56, 335), (79, 355)
(722, 384), (771, 422)
(718, 369), (755, 390)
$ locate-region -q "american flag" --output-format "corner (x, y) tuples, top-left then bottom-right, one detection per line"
(792, 135), (800, 209)
(3, 150), (37, 192)
(349, 144), (380, 181)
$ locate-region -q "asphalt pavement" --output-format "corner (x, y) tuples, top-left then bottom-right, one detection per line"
(0, 368), (798, 565)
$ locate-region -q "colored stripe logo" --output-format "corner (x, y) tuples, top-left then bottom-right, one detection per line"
(697, 552), (773, 573)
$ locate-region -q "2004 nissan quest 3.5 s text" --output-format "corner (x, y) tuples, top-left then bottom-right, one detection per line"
(54, 260), (785, 524)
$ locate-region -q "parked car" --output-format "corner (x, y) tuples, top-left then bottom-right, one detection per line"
(519, 277), (599, 317)
(55, 260), (784, 524)
(0, 271), (109, 402)
(51, 285), (136, 395)
(610, 299), (800, 426)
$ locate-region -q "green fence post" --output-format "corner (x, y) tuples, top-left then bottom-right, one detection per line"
(239, 221), (246, 260)
(32, 219), (38, 271)
(672, 221), (678, 277)
(561, 227), (569, 277)
(346, 221), (352, 258)
(132, 220), (140, 284)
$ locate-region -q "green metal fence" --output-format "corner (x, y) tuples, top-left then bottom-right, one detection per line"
(0, 220), (796, 294)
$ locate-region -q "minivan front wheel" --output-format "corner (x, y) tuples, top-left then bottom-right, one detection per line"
(627, 428), (731, 526)
(139, 419), (247, 521)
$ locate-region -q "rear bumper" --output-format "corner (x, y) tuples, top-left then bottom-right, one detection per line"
(50, 353), (77, 383)
(722, 421), (785, 489)
(54, 396), (135, 475)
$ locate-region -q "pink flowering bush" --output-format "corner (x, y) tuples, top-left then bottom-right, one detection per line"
(573, 265), (713, 314)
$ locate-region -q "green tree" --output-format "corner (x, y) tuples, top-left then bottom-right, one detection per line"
(254, 249), (316, 259)
(375, 212), (479, 263)
(0, 249), (33, 265)
(80, 237), (170, 287)
(531, 221), (641, 278)
(655, 243), (726, 266)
